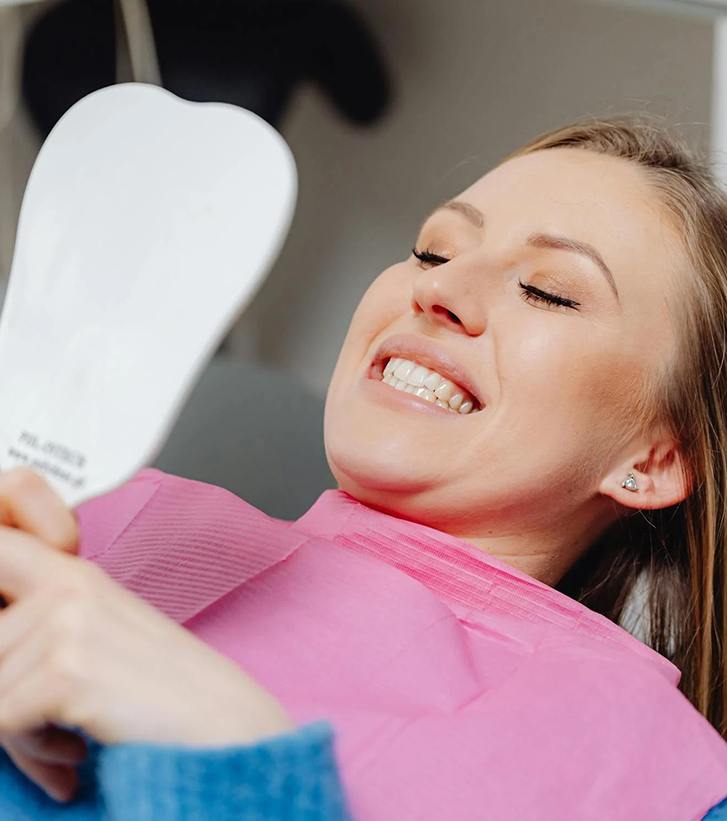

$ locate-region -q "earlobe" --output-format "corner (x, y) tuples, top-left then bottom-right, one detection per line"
(599, 441), (691, 512)
(599, 467), (655, 511)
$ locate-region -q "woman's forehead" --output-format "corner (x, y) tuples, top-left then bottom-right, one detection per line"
(460, 149), (655, 221)
(448, 148), (686, 291)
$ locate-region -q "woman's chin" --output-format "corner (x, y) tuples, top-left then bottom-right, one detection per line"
(325, 427), (438, 496)
(327, 449), (433, 495)
(323, 385), (460, 498)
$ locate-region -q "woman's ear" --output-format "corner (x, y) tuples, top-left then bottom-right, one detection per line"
(598, 436), (691, 511)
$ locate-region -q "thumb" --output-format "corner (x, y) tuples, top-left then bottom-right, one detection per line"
(0, 468), (78, 555)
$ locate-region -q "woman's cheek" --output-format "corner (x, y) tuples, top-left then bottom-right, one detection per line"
(513, 320), (566, 367)
(513, 324), (644, 432)
(326, 267), (405, 401)
(345, 265), (413, 347)
(366, 264), (412, 313)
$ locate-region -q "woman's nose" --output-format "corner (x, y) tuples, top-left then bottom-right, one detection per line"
(410, 263), (487, 336)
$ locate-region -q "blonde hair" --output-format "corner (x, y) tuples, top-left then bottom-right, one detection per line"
(507, 117), (727, 738)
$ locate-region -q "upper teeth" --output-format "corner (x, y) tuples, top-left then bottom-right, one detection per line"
(381, 357), (477, 414)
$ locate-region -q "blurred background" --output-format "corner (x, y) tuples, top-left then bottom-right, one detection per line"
(0, 0), (720, 516)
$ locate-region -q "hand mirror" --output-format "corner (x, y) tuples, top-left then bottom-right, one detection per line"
(0, 83), (296, 506)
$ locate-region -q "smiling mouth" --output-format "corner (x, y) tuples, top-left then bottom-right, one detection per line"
(370, 356), (483, 415)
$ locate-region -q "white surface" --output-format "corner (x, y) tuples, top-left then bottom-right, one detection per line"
(595, 0), (727, 18)
(714, 17), (727, 182)
(0, 83), (297, 506)
(686, 0), (727, 8)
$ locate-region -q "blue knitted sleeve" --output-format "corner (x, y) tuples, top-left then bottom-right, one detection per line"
(705, 796), (727, 819)
(0, 720), (352, 820)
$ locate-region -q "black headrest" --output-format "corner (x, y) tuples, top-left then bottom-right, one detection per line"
(23, 0), (392, 135)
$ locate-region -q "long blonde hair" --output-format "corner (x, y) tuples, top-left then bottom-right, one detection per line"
(507, 118), (727, 738)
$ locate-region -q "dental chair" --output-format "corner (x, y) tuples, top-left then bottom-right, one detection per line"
(153, 356), (336, 520)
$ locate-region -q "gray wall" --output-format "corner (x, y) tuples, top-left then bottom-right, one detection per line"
(0, 0), (714, 398)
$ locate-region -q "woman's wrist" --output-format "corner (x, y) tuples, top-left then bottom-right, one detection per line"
(162, 682), (297, 748)
(192, 702), (296, 747)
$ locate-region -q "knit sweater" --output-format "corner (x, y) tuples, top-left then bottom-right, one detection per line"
(708, 797), (727, 818)
(0, 719), (352, 820)
(1, 723), (726, 819)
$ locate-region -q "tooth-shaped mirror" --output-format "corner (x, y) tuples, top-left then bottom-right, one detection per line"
(0, 83), (296, 506)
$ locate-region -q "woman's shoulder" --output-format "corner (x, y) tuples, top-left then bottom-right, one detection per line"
(535, 638), (727, 773)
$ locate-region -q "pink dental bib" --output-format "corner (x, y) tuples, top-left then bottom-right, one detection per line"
(76, 468), (727, 820)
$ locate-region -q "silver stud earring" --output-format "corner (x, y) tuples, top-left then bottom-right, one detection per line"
(622, 472), (639, 492)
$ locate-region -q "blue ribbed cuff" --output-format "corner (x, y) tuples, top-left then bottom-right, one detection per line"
(705, 795), (727, 819)
(96, 720), (353, 821)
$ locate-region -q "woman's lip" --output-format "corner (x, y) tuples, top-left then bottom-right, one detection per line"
(370, 334), (485, 408)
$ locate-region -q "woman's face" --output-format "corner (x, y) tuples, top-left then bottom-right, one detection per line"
(323, 148), (686, 571)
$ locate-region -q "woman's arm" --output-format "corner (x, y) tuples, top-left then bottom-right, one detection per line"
(0, 721), (352, 820)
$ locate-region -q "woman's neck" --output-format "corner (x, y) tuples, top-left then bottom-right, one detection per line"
(444, 509), (611, 587)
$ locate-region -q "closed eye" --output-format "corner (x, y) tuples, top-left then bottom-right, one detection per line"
(412, 247), (451, 266)
(518, 280), (580, 311)
(412, 246), (580, 312)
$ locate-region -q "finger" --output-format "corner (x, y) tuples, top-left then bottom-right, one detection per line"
(0, 527), (70, 602)
(3, 742), (79, 802)
(0, 592), (48, 655)
(10, 725), (87, 766)
(0, 594), (91, 739)
(0, 604), (59, 735)
(0, 467), (78, 553)
(0, 660), (71, 737)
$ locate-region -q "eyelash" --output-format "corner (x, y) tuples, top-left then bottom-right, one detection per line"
(411, 247), (581, 311)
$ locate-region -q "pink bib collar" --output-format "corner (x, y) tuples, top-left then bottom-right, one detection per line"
(76, 470), (727, 819)
(293, 488), (681, 685)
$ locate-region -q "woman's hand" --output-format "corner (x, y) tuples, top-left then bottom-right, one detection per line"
(0, 467), (295, 802)
(0, 467), (88, 802)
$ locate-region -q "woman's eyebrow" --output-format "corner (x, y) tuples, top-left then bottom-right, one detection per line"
(526, 233), (620, 304)
(432, 199), (485, 228)
(429, 200), (621, 304)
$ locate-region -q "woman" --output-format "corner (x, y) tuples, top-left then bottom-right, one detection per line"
(2, 117), (727, 819)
